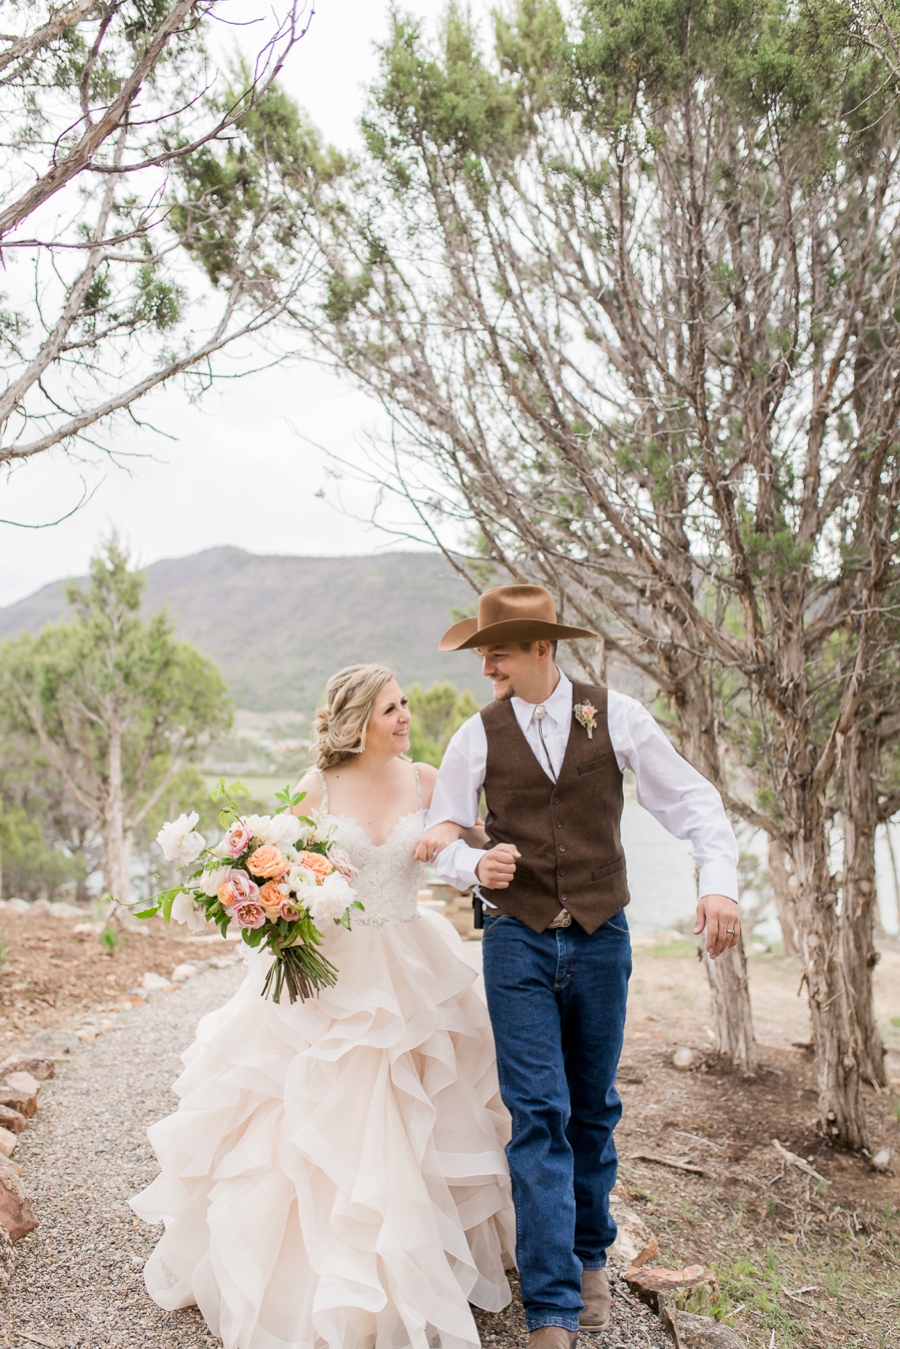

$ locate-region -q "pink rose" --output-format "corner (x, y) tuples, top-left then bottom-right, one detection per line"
(226, 821), (253, 857)
(217, 868), (259, 908)
(329, 846), (358, 881)
(232, 900), (266, 929)
(279, 897), (304, 921)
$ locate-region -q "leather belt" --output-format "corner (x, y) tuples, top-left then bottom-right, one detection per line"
(547, 909), (572, 929)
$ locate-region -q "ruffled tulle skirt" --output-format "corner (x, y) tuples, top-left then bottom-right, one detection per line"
(130, 910), (516, 1349)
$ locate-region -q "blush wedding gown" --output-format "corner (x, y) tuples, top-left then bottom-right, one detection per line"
(131, 767), (516, 1349)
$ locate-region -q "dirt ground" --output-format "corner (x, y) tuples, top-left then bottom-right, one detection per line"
(1, 907), (898, 1347)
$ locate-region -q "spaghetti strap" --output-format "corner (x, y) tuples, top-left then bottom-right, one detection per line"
(315, 767), (329, 813)
(413, 762), (423, 810)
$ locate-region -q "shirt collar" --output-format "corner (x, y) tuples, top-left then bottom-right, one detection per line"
(511, 671), (573, 732)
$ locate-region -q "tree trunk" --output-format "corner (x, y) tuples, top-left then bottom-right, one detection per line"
(768, 837), (799, 956)
(884, 821), (900, 933)
(676, 678), (759, 1072)
(102, 716), (131, 906)
(791, 818), (869, 1150)
(701, 936), (758, 1075)
(839, 727), (886, 1087)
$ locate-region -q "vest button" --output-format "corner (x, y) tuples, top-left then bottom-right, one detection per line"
(559, 844), (567, 852)
(561, 893), (568, 902)
(556, 821), (564, 829)
(559, 868), (567, 876)
(553, 796), (561, 805)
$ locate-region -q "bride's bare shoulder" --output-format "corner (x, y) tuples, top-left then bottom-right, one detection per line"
(414, 761), (438, 809)
(293, 770), (325, 815)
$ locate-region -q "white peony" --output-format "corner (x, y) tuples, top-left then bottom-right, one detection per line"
(241, 813), (271, 841)
(157, 813), (205, 867)
(306, 869), (354, 925)
(170, 895), (206, 932)
(200, 865), (232, 897)
(259, 812), (304, 850)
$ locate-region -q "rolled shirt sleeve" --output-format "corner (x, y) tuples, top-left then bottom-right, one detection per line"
(607, 691), (739, 901)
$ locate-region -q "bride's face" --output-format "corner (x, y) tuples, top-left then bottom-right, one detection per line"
(365, 679), (411, 758)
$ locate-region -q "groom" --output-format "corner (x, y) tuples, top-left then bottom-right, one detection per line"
(416, 585), (740, 1348)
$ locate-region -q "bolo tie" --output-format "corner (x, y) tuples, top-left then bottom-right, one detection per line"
(533, 705), (558, 783)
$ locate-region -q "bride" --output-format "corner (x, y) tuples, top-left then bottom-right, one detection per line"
(131, 663), (516, 1349)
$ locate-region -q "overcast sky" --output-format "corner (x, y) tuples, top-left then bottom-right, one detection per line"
(0, 0), (471, 607)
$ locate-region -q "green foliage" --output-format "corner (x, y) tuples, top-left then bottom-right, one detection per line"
(0, 804), (81, 901)
(407, 682), (479, 766)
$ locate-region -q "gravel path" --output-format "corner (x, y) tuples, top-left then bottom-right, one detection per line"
(5, 963), (670, 1349)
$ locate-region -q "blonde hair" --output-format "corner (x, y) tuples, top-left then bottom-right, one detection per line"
(310, 664), (397, 770)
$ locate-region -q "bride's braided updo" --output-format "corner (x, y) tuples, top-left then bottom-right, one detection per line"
(311, 664), (397, 770)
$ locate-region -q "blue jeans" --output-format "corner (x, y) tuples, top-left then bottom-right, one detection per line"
(481, 910), (631, 1333)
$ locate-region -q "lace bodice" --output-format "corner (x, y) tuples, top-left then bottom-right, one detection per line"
(316, 768), (425, 926)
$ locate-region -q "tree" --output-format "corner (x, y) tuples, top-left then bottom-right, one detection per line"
(0, 539), (231, 905)
(0, 0), (316, 477)
(407, 681), (480, 767)
(278, 0), (900, 1145)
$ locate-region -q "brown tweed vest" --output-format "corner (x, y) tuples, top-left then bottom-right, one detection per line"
(479, 682), (629, 934)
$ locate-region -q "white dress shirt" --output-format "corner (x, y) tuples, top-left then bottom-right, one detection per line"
(426, 671), (739, 901)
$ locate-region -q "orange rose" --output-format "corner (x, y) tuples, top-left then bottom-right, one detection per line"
(258, 880), (286, 915)
(247, 846), (290, 879)
(297, 850), (334, 883)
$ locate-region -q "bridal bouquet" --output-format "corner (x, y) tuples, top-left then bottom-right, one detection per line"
(137, 783), (362, 1003)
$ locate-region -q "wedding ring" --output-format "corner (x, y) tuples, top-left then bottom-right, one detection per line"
(726, 928), (735, 934)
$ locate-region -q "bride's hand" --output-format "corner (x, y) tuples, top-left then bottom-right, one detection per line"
(415, 820), (467, 863)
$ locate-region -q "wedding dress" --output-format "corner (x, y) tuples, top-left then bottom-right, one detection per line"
(131, 767), (516, 1349)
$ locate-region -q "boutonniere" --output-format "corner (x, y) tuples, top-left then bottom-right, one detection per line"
(574, 700), (598, 739)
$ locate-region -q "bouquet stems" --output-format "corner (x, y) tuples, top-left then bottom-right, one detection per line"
(262, 940), (340, 1004)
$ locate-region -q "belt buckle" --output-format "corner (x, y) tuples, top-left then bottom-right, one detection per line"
(547, 909), (572, 929)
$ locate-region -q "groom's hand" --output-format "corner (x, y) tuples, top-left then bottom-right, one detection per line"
(694, 894), (741, 958)
(475, 844), (520, 890)
(415, 821), (465, 863)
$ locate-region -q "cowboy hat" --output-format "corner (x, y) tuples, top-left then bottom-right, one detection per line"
(439, 585), (599, 651)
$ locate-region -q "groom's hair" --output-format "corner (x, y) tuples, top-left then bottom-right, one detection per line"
(518, 640), (559, 658)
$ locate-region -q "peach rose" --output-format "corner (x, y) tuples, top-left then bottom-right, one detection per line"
(297, 850), (334, 883)
(232, 900), (266, 929)
(258, 880), (287, 915)
(247, 846), (290, 879)
(217, 868), (259, 908)
(279, 897), (304, 921)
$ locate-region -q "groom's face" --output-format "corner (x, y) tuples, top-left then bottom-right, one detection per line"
(478, 644), (539, 700)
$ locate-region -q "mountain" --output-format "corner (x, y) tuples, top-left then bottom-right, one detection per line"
(0, 548), (480, 712)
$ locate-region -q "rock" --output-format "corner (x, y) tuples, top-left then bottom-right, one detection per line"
(660, 1305), (748, 1348)
(4, 1071), (40, 1098)
(0, 1161), (38, 1242)
(2, 899), (30, 915)
(871, 1148), (893, 1172)
(73, 921), (103, 934)
(27, 899), (53, 916)
(75, 1026), (98, 1043)
(0, 1106), (26, 1135)
(170, 962), (201, 983)
(0, 1086), (36, 1118)
(47, 901), (85, 918)
(0, 1129), (17, 1158)
(0, 1057), (55, 1080)
(609, 1195), (659, 1268)
(672, 1047), (700, 1071)
(141, 971), (174, 992)
(30, 1028), (80, 1055)
(0, 1220), (14, 1292)
(625, 1264), (718, 1312)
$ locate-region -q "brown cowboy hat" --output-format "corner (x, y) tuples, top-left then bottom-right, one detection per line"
(439, 585), (599, 651)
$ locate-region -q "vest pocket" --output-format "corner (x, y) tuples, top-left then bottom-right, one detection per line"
(591, 856), (626, 882)
(578, 753), (613, 775)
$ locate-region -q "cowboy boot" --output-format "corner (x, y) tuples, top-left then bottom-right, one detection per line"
(526, 1328), (577, 1349)
(580, 1268), (611, 1331)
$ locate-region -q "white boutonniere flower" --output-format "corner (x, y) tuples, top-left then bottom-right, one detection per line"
(574, 700), (598, 739)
